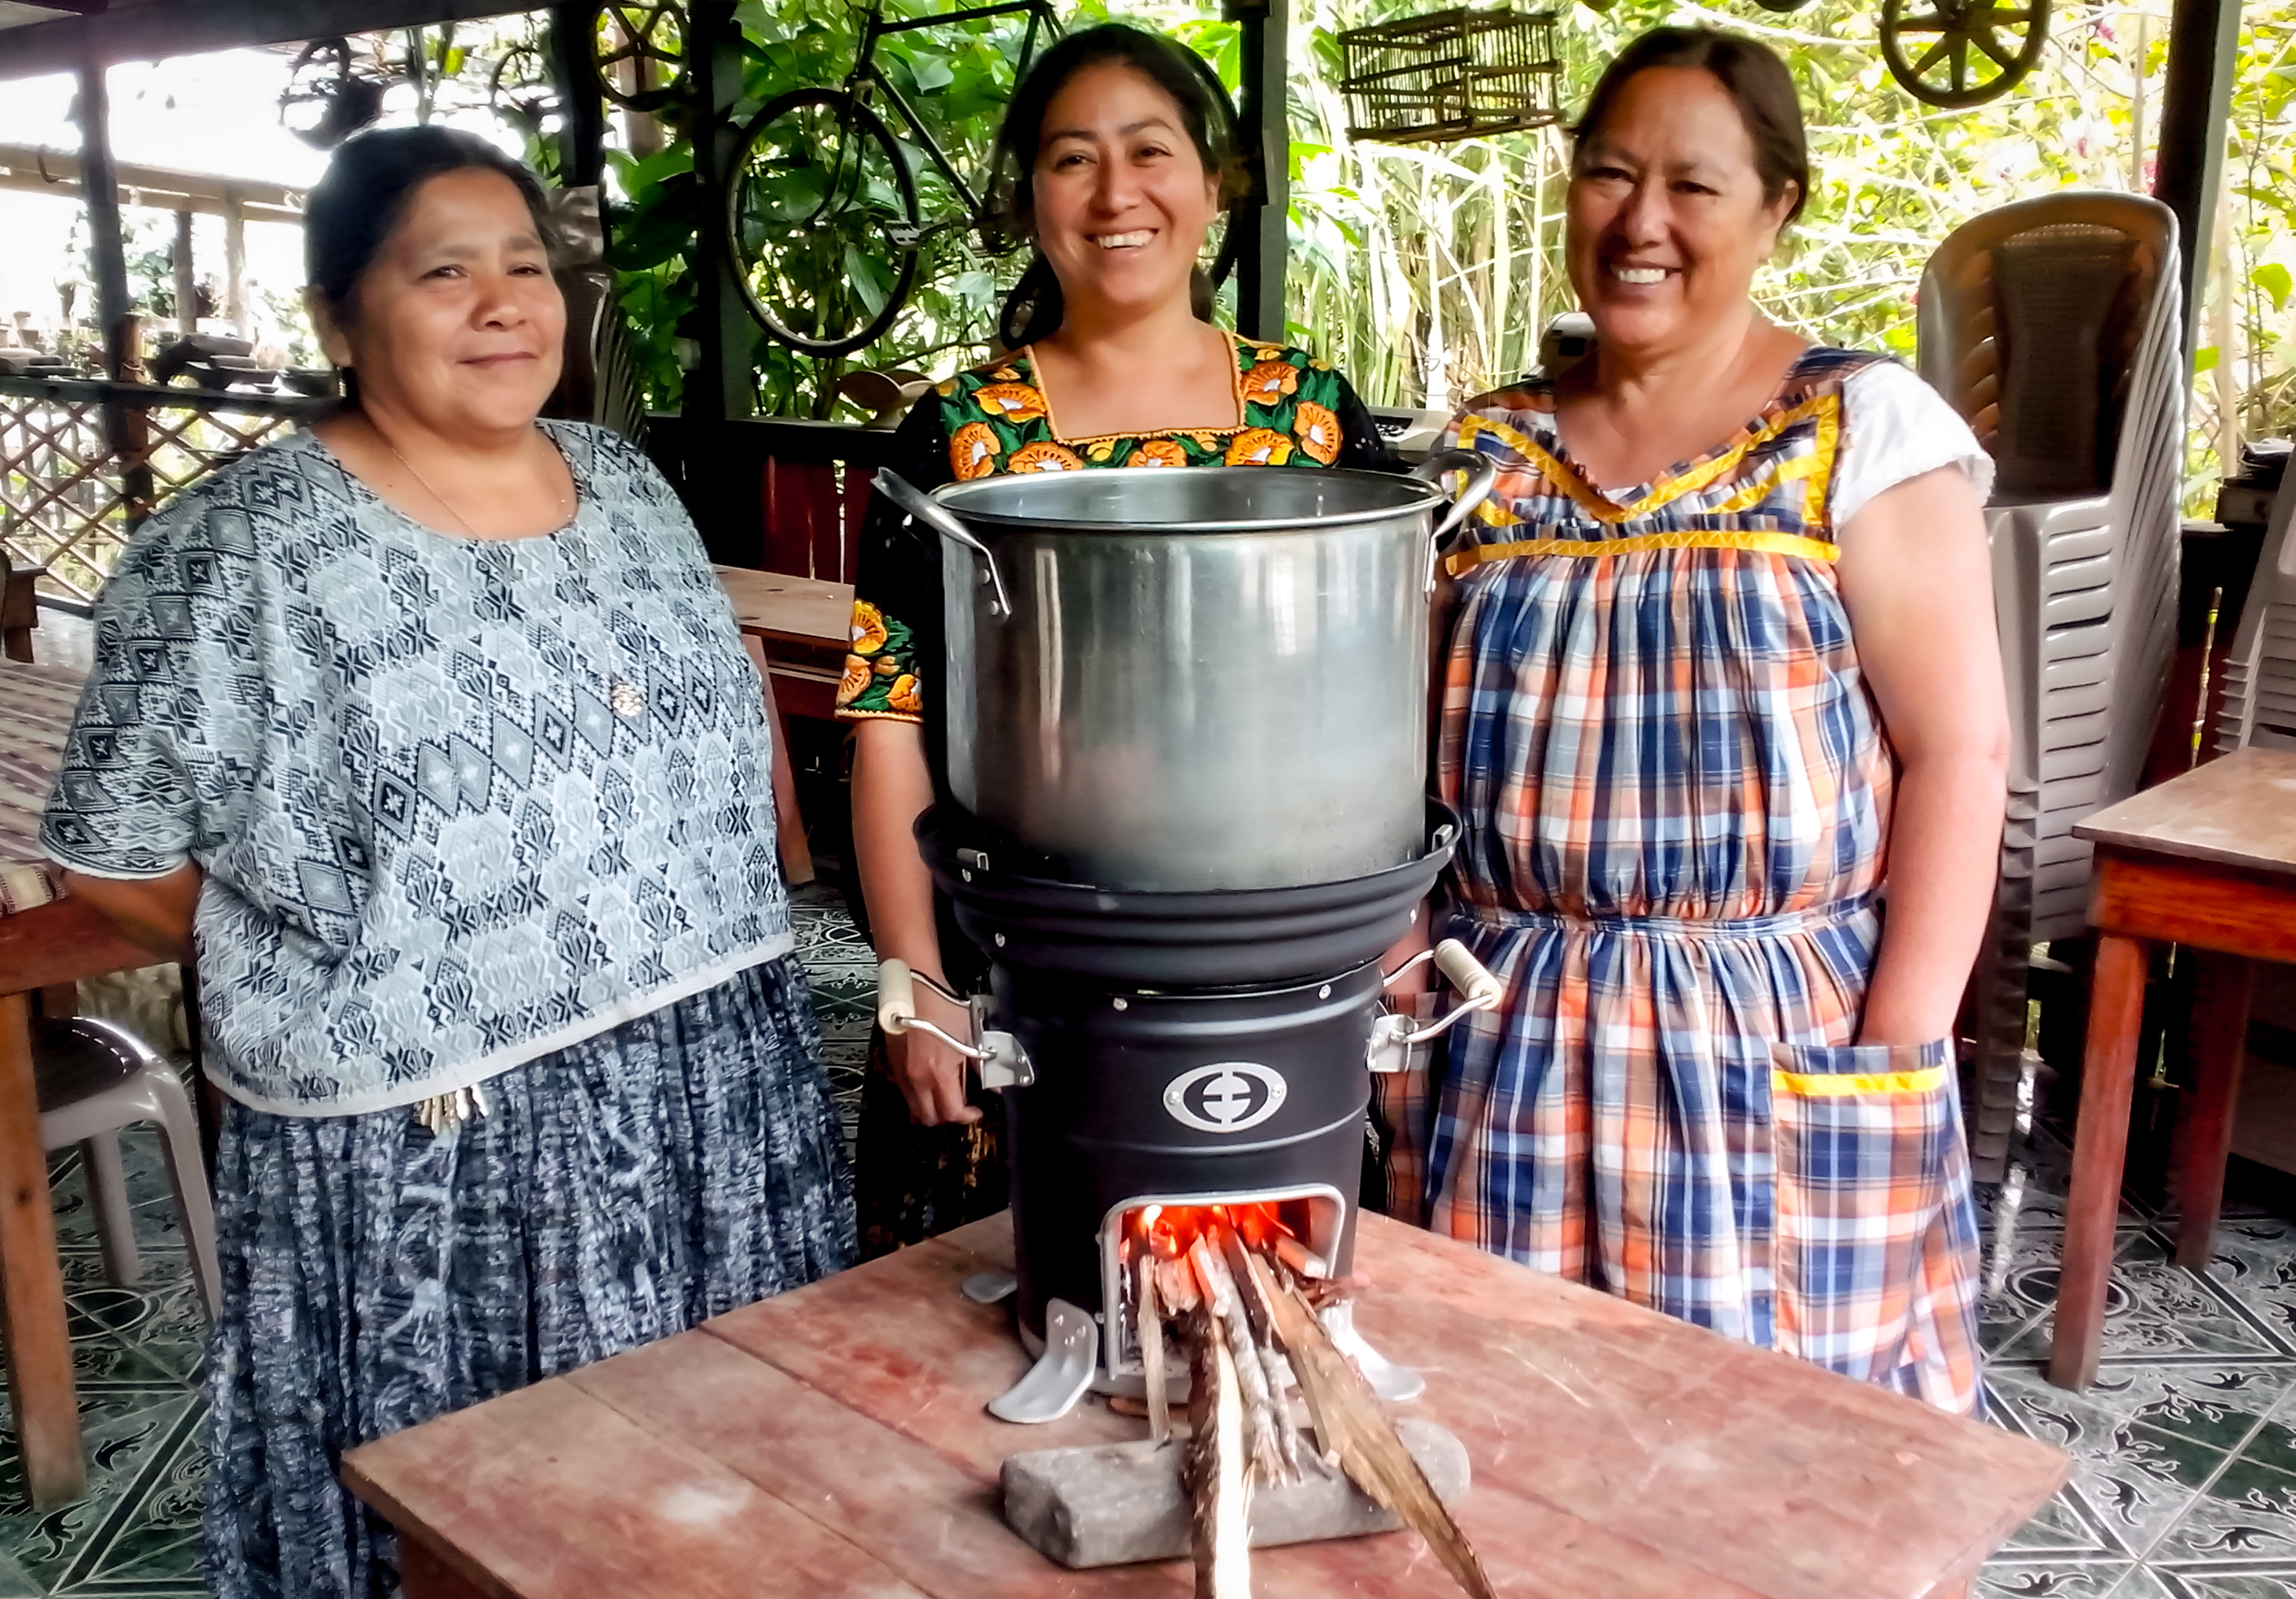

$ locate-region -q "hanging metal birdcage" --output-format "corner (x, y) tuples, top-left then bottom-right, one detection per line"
(1337, 7), (1565, 146)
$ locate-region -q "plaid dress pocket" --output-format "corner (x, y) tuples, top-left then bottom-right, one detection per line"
(1768, 1038), (1984, 1414)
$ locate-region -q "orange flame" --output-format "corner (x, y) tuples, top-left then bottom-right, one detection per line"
(1118, 1201), (1293, 1266)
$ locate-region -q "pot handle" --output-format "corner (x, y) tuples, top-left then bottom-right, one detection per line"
(1411, 448), (1501, 588)
(873, 468), (1012, 617)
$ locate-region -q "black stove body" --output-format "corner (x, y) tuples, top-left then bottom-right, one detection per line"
(918, 803), (1457, 1392)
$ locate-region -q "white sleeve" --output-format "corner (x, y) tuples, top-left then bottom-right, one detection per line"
(1831, 360), (1996, 531)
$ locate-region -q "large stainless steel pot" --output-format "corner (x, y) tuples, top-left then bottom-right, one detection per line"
(874, 453), (1495, 891)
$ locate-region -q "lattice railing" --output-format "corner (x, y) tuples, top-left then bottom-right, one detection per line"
(0, 377), (330, 605)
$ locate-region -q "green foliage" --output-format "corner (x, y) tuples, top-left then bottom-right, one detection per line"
(567, 0), (2292, 499)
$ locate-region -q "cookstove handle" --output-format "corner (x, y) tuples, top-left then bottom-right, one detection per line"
(1366, 939), (1505, 1072)
(1412, 448), (1502, 590)
(1432, 937), (1505, 1009)
(873, 468), (1013, 617)
(877, 957), (987, 1061)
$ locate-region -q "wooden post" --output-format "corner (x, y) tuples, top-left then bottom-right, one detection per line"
(223, 190), (248, 339)
(2150, 0), (2242, 363)
(548, 2), (608, 192)
(1225, 0), (1290, 343)
(685, 0), (752, 425)
(0, 990), (85, 1508)
(77, 48), (155, 532)
(173, 207), (196, 338)
(76, 53), (131, 389)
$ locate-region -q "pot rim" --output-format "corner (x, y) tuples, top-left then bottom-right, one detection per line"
(930, 464), (1451, 536)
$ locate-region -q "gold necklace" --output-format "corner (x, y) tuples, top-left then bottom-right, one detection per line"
(370, 421), (645, 723)
(373, 425), (569, 539)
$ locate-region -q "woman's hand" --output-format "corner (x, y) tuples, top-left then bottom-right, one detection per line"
(1836, 464), (2011, 1047)
(887, 981), (983, 1127)
(852, 716), (984, 1127)
(61, 865), (201, 965)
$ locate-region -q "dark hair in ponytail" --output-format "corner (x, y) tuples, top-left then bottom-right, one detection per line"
(305, 124), (555, 322)
(987, 23), (1239, 347)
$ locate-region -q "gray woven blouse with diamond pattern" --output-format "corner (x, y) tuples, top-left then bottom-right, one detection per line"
(42, 421), (791, 1115)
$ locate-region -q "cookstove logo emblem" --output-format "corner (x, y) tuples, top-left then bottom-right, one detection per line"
(1164, 1062), (1288, 1135)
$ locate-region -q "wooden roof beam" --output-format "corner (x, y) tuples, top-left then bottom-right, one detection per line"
(0, 144), (303, 223)
(0, 0), (543, 83)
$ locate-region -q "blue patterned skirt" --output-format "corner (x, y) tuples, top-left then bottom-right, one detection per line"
(202, 955), (858, 1599)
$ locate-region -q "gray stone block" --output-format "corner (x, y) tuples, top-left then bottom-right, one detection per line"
(1000, 1417), (1470, 1569)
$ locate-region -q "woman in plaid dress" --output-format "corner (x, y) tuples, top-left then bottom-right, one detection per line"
(1383, 28), (2008, 1414)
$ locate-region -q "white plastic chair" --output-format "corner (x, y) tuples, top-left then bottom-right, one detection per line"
(37, 1015), (220, 1320)
(1917, 191), (2185, 1182)
(2213, 463), (2296, 754)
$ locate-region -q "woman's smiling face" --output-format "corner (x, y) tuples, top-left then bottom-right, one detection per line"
(1028, 60), (1222, 326)
(315, 166), (565, 435)
(1564, 66), (1797, 358)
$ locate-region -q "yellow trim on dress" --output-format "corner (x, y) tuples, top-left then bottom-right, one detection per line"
(1772, 1065), (1947, 1097)
(1446, 529), (1841, 576)
(1026, 333), (1257, 449)
(1455, 390), (1845, 526)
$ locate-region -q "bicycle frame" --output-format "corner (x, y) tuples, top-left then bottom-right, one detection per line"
(844, 0), (1060, 222)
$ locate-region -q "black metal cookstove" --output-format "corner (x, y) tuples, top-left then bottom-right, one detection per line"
(889, 802), (1466, 1423)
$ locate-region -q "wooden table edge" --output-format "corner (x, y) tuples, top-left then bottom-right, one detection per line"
(2086, 848), (2296, 962)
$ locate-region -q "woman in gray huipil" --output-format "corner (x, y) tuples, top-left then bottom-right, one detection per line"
(41, 127), (856, 1598)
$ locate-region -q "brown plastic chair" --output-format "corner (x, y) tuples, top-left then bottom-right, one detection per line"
(1917, 191), (2184, 1181)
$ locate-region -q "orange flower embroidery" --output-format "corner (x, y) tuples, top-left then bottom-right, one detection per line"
(849, 599), (887, 655)
(835, 654), (874, 706)
(1293, 402), (1340, 464)
(950, 421), (999, 481)
(1009, 441), (1086, 473)
(1240, 360), (1300, 406)
(888, 673), (922, 713)
(973, 382), (1048, 423)
(1127, 439), (1191, 468)
(1225, 428), (1294, 467)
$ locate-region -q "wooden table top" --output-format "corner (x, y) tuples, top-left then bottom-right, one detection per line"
(342, 1212), (2066, 1599)
(2074, 745), (2296, 874)
(713, 564), (853, 651)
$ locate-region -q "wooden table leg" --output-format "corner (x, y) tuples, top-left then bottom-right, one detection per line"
(0, 990), (85, 1506)
(2050, 933), (2150, 1391)
(2176, 951), (2255, 1269)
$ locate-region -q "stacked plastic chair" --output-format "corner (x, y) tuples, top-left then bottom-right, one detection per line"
(2214, 458), (2296, 754)
(1917, 192), (2185, 1182)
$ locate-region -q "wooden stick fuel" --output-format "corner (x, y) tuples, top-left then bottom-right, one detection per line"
(1183, 1302), (1252, 1599)
(1138, 1254), (1170, 1445)
(1190, 1235), (1287, 1486)
(1261, 1274), (1496, 1599)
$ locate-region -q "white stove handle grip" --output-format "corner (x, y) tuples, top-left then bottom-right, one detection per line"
(877, 957), (917, 1035)
(1433, 939), (1504, 1009)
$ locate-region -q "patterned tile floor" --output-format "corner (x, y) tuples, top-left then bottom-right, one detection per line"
(5, 895), (2296, 1597)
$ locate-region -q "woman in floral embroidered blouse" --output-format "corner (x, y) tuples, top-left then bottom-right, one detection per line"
(837, 22), (1392, 1249)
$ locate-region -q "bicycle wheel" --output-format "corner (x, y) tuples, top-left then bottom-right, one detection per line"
(726, 88), (921, 357)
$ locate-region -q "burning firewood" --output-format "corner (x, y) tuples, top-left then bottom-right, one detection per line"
(1136, 1208), (1489, 1599)
(1216, 1226), (1305, 1482)
(1187, 1235), (1291, 1488)
(1183, 1301), (1253, 1599)
(1138, 1255), (1170, 1445)
(1253, 1259), (1497, 1599)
